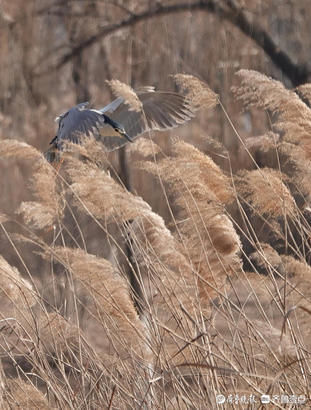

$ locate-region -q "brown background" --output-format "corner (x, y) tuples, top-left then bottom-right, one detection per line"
(0, 0), (310, 273)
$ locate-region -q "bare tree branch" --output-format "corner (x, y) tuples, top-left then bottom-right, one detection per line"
(34, 0), (310, 86)
(221, 1), (310, 86)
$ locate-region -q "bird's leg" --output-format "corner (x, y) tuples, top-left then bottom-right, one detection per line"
(49, 135), (58, 145)
(54, 158), (64, 174)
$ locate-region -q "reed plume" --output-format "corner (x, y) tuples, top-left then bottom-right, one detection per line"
(233, 70), (311, 157)
(65, 157), (151, 222)
(42, 246), (148, 362)
(141, 140), (242, 303)
(106, 79), (143, 112)
(65, 151), (203, 364)
(60, 138), (110, 167)
(4, 379), (49, 410)
(296, 83), (311, 106)
(236, 168), (297, 218)
(173, 74), (219, 109)
(250, 242), (282, 273)
(0, 254), (36, 320)
(0, 139), (63, 229)
(128, 138), (162, 157)
(64, 155), (201, 365)
(245, 131), (280, 153)
(1, 70), (310, 408)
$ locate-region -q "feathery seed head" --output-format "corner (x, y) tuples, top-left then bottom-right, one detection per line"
(237, 168), (297, 218)
(173, 74), (218, 109)
(106, 79), (143, 112)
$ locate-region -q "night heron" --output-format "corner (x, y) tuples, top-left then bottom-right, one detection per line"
(45, 87), (195, 162)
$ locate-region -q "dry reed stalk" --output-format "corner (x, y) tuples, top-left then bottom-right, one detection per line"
(0, 255), (39, 367)
(63, 149), (203, 367)
(0, 361), (5, 409)
(129, 212), (199, 366)
(239, 251), (311, 355)
(0, 139), (40, 160)
(245, 319), (296, 359)
(236, 168), (297, 218)
(211, 268), (304, 402)
(59, 136), (113, 168)
(17, 202), (59, 230)
(217, 296), (297, 360)
(280, 255), (311, 335)
(0, 139), (63, 229)
(66, 154), (202, 369)
(31, 311), (107, 402)
(184, 212), (242, 304)
(57, 156), (203, 367)
(130, 213), (197, 311)
(106, 79), (143, 112)
(37, 312), (82, 354)
(173, 74), (219, 110)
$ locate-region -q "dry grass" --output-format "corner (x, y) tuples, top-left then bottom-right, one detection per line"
(1, 71), (311, 408)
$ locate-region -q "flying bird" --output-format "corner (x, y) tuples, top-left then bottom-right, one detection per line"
(45, 87), (195, 162)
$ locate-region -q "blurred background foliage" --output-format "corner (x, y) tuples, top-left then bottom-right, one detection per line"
(1, 0), (311, 271)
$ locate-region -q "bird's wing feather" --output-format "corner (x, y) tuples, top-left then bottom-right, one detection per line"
(100, 88), (156, 114)
(57, 106), (106, 145)
(100, 97), (124, 114)
(51, 91), (195, 155)
(100, 91), (194, 141)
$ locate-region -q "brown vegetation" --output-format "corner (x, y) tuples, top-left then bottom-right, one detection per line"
(0, 71), (311, 407)
(1, 1), (311, 408)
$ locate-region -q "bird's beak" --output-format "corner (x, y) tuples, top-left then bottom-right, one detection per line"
(122, 130), (133, 142)
(115, 126), (133, 142)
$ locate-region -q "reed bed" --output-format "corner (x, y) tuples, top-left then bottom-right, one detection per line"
(0, 72), (311, 408)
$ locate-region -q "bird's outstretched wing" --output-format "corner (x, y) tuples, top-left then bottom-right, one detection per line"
(45, 102), (122, 161)
(98, 90), (195, 150)
(56, 103), (106, 146)
(46, 89), (195, 161)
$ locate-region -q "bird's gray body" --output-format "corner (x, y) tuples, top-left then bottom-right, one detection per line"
(46, 88), (195, 160)
(55, 103), (106, 145)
